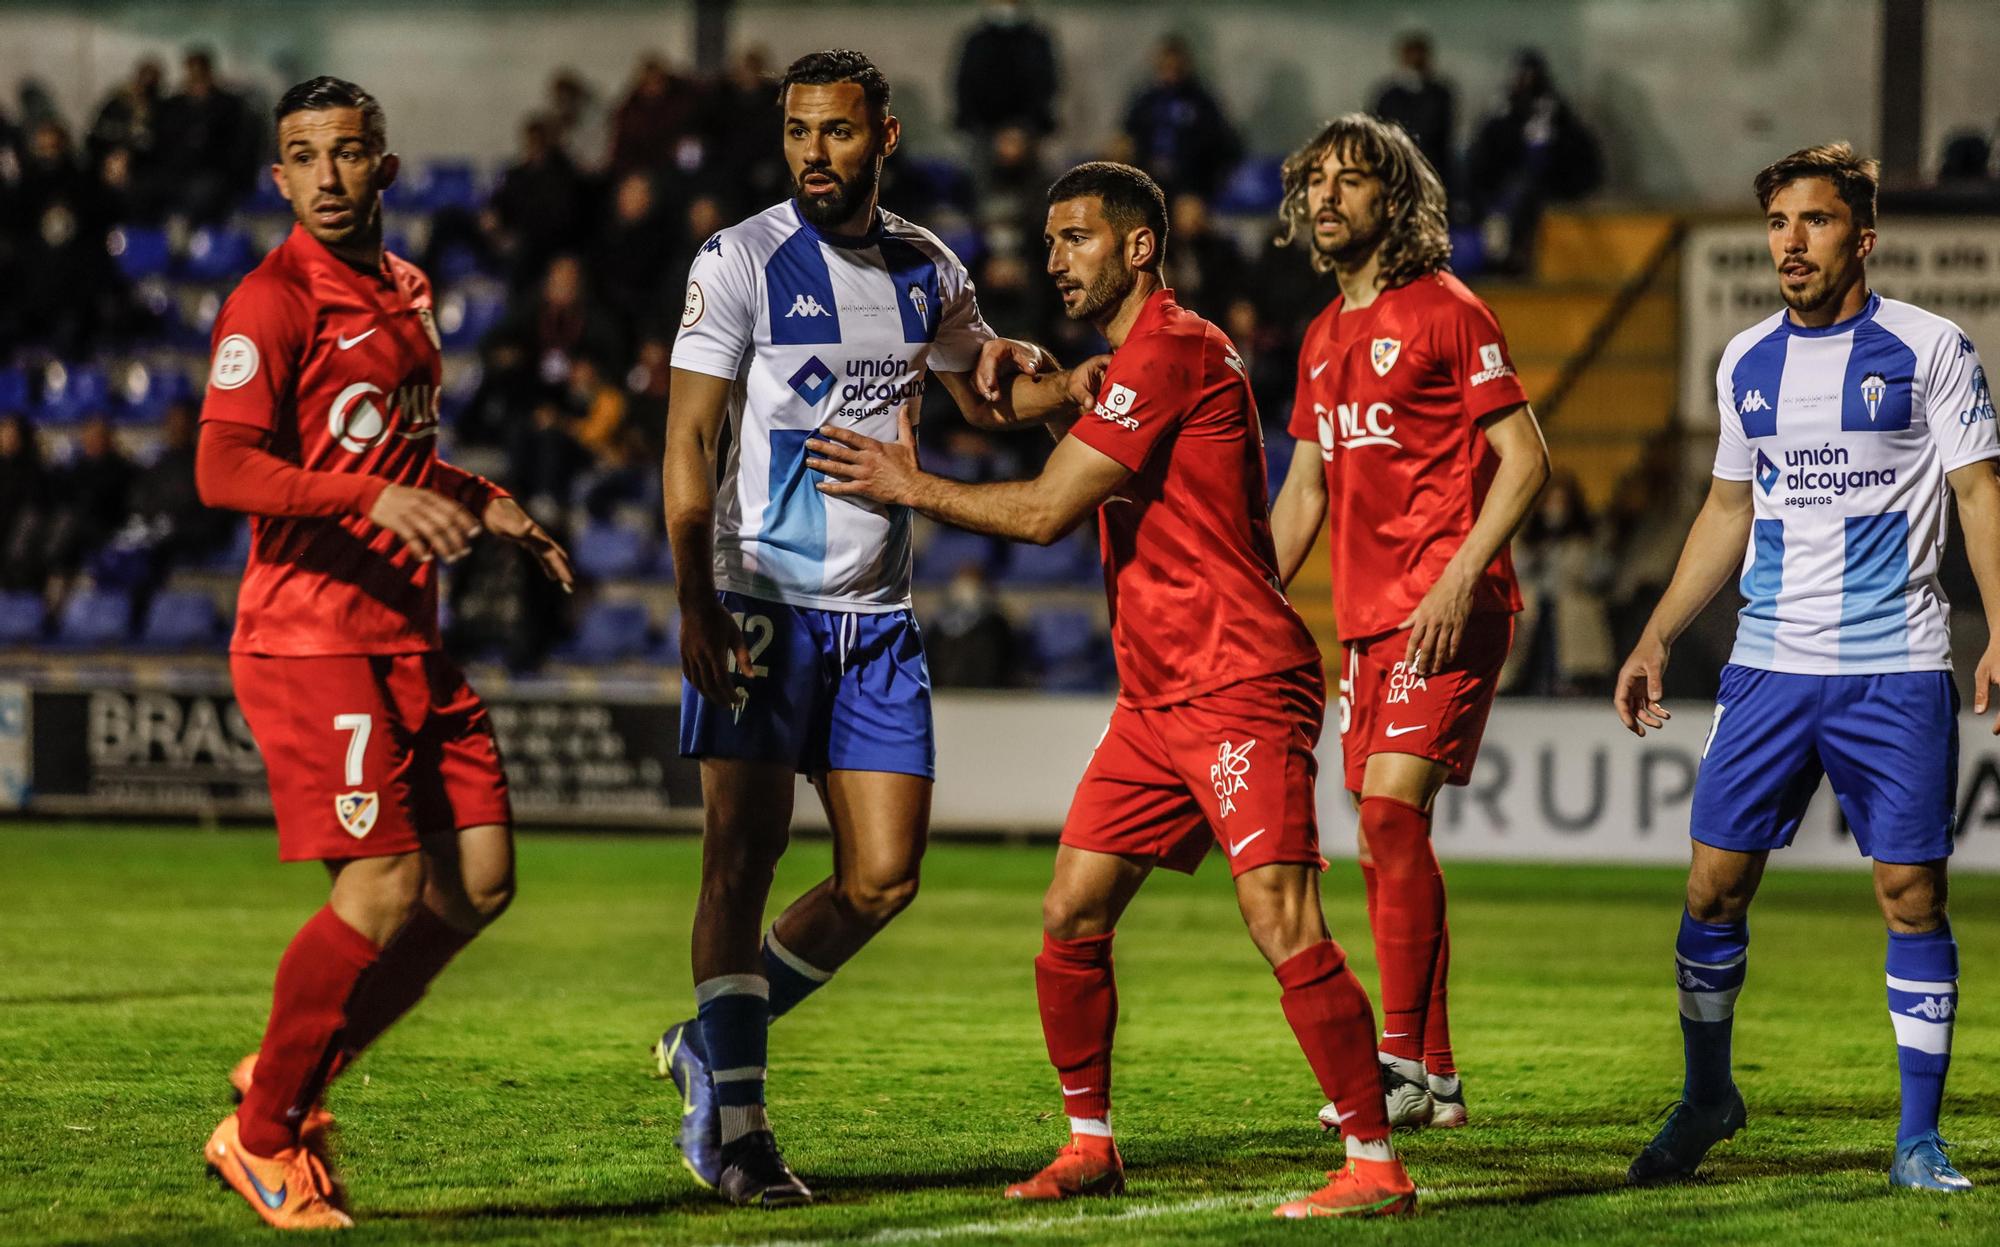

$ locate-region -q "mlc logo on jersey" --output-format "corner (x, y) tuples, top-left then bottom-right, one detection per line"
(788, 356), (837, 406)
(1370, 338), (1402, 376)
(334, 791), (378, 839)
(1331, 401), (1401, 450)
(329, 382), (438, 452)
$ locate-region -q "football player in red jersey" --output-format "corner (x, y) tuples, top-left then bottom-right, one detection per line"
(193, 77), (572, 1230)
(809, 162), (1416, 1220)
(1269, 114), (1550, 1132)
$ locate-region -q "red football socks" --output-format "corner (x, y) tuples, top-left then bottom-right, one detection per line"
(1035, 931), (1116, 1122)
(1276, 940), (1391, 1142)
(1424, 924), (1456, 1076)
(1359, 796), (1445, 1064)
(338, 904), (476, 1064)
(238, 906), (382, 1155)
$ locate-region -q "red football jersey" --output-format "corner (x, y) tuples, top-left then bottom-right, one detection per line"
(1287, 271), (1529, 643)
(1068, 289), (1322, 708)
(202, 226), (448, 656)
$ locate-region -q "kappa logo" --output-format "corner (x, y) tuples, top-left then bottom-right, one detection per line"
(1370, 337), (1402, 376)
(1210, 739), (1255, 818)
(1739, 389), (1771, 415)
(1859, 372), (1889, 422)
(785, 293), (831, 319)
(334, 790), (378, 839)
(1470, 341), (1515, 386)
(1905, 995), (1955, 1022)
(701, 232), (722, 255)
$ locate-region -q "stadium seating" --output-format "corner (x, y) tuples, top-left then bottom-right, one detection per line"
(556, 600), (652, 664)
(181, 226), (259, 283)
(400, 160), (483, 214)
(439, 283), (508, 349)
(573, 521), (653, 581)
(36, 363), (110, 425)
(0, 364), (30, 413)
(997, 531), (1098, 586)
(54, 587), (133, 647)
(1026, 605), (1109, 692)
(115, 362), (193, 423)
(914, 526), (998, 585)
(137, 590), (223, 650)
(0, 592), (46, 645)
(1212, 156), (1285, 216)
(109, 226), (174, 282)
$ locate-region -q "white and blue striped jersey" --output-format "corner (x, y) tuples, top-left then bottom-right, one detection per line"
(672, 200), (994, 611)
(1712, 293), (1998, 674)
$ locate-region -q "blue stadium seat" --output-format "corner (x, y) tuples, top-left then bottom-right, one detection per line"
(557, 601), (651, 664)
(248, 172), (291, 214)
(55, 587), (133, 647)
(914, 526), (999, 585)
(998, 531), (1098, 586)
(573, 521), (652, 581)
(405, 161), (482, 213)
(138, 590), (222, 650)
(1212, 157), (1285, 216)
(1027, 606), (1111, 692)
(650, 541), (680, 582)
(0, 592), (46, 645)
(37, 363), (110, 425)
(650, 612), (683, 668)
(181, 226), (258, 282)
(197, 521), (252, 572)
(109, 226), (174, 281)
(1448, 226), (1488, 277)
(433, 241), (489, 284)
(116, 363), (194, 423)
(440, 285), (507, 348)
(900, 156), (975, 211)
(0, 365), (31, 414)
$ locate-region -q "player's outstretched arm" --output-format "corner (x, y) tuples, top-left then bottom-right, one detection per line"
(1611, 475), (1754, 736)
(663, 366), (754, 704)
(1947, 460), (2000, 733)
(934, 338), (1081, 430)
(196, 418), (480, 563)
(1269, 438), (1329, 589)
(807, 409), (1130, 545)
(1400, 402), (1551, 674)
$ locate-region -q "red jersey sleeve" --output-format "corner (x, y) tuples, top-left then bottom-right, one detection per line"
(1436, 293), (1529, 422)
(1067, 336), (1193, 473)
(200, 272), (311, 432)
(429, 460), (511, 515)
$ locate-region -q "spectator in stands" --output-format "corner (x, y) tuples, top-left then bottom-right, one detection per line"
(43, 415), (134, 594)
(157, 48), (255, 223)
(609, 54), (703, 179)
(1121, 34), (1242, 199)
(623, 335), (671, 471)
(500, 253), (625, 385)
(1166, 193), (1243, 320)
(1464, 49), (1602, 274)
(1507, 469), (1614, 696)
(0, 412), (49, 591)
(507, 396), (591, 521)
(1937, 129), (1995, 184)
(456, 331), (540, 451)
(128, 398), (231, 566)
(591, 170), (675, 331)
(1222, 297), (1296, 431)
(953, 0), (1059, 142)
(927, 564), (1017, 689)
(699, 46), (785, 214)
(15, 119), (122, 357)
(662, 193), (726, 300)
(548, 68), (610, 175)
(87, 59), (167, 221)
(1371, 31), (1456, 204)
(489, 116), (590, 290)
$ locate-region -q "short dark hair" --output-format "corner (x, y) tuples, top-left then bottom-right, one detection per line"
(1047, 161), (1169, 269)
(777, 50), (890, 120)
(1755, 142), (1879, 230)
(274, 76), (387, 154)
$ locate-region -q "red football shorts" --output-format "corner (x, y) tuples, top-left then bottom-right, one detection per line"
(232, 651), (512, 862)
(1060, 664), (1327, 877)
(1338, 613), (1514, 793)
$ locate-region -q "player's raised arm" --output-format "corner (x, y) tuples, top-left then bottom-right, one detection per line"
(932, 338), (1082, 430)
(807, 407), (1129, 545)
(662, 366), (755, 704)
(1270, 437), (1329, 588)
(1611, 475), (1754, 735)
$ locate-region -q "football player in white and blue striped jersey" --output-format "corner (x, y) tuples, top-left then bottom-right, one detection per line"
(655, 50), (1084, 1207)
(1614, 144), (2000, 1194)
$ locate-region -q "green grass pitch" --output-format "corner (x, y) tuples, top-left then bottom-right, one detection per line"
(2, 824), (1997, 1245)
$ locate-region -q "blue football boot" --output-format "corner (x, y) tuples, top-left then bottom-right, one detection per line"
(1626, 1087), (1747, 1185)
(1890, 1132), (1973, 1193)
(655, 1020), (722, 1188)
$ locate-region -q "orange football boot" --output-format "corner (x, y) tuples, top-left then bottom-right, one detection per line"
(1272, 1156), (1418, 1219)
(1003, 1140), (1126, 1199)
(206, 1112), (352, 1230)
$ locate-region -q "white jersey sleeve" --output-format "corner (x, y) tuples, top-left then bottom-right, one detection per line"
(672, 231), (758, 380)
(1711, 332), (1760, 481)
(1924, 328), (1999, 473)
(928, 258), (995, 374)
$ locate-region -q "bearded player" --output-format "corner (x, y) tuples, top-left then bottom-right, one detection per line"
(195, 77), (571, 1230)
(1268, 114), (1550, 1131)
(810, 161), (1418, 1220)
(657, 49), (1081, 1206)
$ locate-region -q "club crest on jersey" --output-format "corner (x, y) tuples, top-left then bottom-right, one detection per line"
(1860, 372), (1888, 422)
(905, 282), (929, 324)
(334, 791), (378, 839)
(1370, 338), (1402, 377)
(1210, 740), (1254, 819)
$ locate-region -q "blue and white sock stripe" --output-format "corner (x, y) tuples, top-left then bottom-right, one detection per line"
(766, 932), (834, 984)
(695, 973), (771, 1006)
(1886, 974), (1957, 1056)
(1676, 954), (1747, 1022)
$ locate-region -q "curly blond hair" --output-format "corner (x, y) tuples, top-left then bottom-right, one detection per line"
(1276, 113), (1450, 285)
